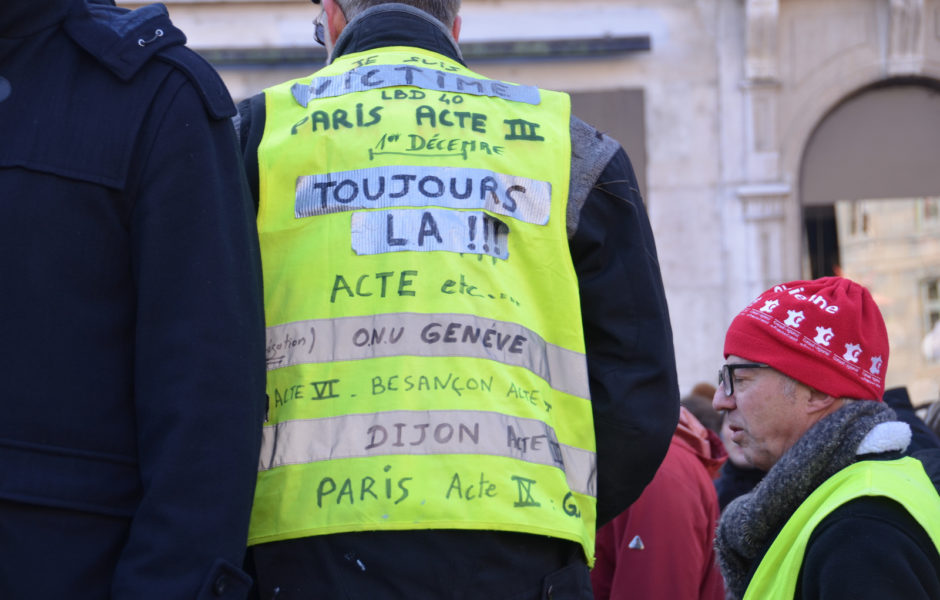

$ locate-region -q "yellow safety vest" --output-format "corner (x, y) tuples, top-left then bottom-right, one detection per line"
(745, 456), (940, 599)
(249, 45), (598, 563)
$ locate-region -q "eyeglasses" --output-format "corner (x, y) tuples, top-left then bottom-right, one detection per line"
(312, 1), (345, 47)
(718, 363), (771, 397)
(314, 9), (327, 46)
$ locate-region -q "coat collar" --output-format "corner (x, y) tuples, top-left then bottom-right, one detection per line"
(330, 3), (465, 67)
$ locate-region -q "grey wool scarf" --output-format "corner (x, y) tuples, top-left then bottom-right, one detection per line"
(714, 401), (896, 599)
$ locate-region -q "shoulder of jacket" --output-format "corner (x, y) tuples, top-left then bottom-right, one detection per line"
(911, 447), (940, 495)
(63, 1), (234, 119)
(569, 114), (621, 178)
(566, 114), (623, 237)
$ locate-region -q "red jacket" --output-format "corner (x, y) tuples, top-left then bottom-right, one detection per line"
(592, 407), (728, 599)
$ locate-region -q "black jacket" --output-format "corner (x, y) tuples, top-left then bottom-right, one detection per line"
(0, 1), (266, 598)
(883, 387), (940, 452)
(237, 5), (678, 598)
(716, 460), (766, 511)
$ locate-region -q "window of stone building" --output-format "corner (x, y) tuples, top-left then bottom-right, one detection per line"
(922, 277), (940, 365)
(849, 203), (869, 236)
(919, 198), (940, 228)
(568, 89), (647, 202)
(924, 278), (940, 331)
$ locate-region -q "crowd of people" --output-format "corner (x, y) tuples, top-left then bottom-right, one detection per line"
(3, 1), (939, 599)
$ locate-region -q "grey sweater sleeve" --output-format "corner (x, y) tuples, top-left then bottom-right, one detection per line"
(567, 116), (680, 525)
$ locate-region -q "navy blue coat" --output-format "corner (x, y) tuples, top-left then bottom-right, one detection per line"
(0, 1), (266, 598)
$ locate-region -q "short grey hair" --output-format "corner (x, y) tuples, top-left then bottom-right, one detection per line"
(338, 0), (461, 28)
(782, 372), (855, 405)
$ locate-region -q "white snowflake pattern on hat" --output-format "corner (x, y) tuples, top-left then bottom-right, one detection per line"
(784, 310), (805, 328)
(760, 299), (779, 313)
(843, 343), (862, 363)
(814, 327), (834, 346)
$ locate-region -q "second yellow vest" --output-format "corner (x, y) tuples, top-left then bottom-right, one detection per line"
(745, 456), (940, 599)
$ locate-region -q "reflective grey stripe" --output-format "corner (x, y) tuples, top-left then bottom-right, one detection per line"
(265, 313), (590, 399)
(296, 165), (551, 225)
(352, 209), (509, 259)
(259, 409), (597, 497)
(291, 65), (541, 106)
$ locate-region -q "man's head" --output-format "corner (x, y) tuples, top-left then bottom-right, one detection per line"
(312, 0), (462, 54)
(712, 276), (889, 470)
(681, 393), (722, 433)
(329, 0), (461, 27)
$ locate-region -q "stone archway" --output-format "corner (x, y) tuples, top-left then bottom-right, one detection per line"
(801, 78), (940, 213)
(798, 78), (940, 403)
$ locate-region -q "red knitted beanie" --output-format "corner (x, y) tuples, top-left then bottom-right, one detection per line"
(724, 276), (888, 401)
